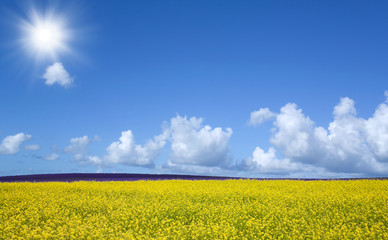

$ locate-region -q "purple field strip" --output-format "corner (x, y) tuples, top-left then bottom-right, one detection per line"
(0, 173), (242, 182)
(0, 173), (387, 182)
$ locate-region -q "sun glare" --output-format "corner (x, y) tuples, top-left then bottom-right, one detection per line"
(21, 8), (70, 61)
(31, 22), (63, 51)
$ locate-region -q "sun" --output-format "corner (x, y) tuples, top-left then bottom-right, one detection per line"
(20, 8), (71, 61)
(31, 21), (64, 53)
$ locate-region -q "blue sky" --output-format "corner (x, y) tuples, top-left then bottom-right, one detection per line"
(1, 0), (387, 177)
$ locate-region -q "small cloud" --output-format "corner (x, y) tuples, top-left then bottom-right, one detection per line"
(88, 155), (103, 165)
(249, 108), (276, 126)
(24, 144), (40, 151)
(0, 133), (31, 155)
(42, 62), (73, 88)
(64, 135), (95, 164)
(93, 135), (101, 141)
(385, 90), (388, 102)
(45, 153), (59, 161)
(64, 136), (91, 154)
(333, 97), (356, 117)
(51, 145), (59, 152)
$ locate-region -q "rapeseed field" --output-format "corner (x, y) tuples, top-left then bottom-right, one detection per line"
(0, 180), (387, 239)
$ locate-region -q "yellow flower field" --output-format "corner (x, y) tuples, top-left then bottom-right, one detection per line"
(0, 180), (387, 239)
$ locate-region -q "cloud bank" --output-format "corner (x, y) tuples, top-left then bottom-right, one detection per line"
(42, 62), (73, 88)
(72, 115), (232, 173)
(63, 93), (388, 177)
(247, 94), (388, 176)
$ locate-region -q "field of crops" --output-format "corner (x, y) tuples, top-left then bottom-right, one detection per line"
(1, 179), (387, 239)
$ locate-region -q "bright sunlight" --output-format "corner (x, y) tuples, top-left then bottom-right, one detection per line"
(21, 8), (70, 61)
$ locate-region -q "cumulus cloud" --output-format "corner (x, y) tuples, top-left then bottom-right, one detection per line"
(24, 144), (40, 151)
(73, 130), (166, 167)
(333, 97), (357, 117)
(242, 147), (293, 172)
(45, 153), (59, 161)
(0, 133), (31, 155)
(74, 115), (232, 172)
(102, 130), (166, 167)
(165, 115), (233, 169)
(247, 93), (388, 176)
(270, 103), (317, 159)
(365, 99), (388, 161)
(249, 108), (276, 126)
(42, 62), (73, 88)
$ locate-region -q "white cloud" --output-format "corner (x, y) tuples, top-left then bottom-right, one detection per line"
(42, 62), (73, 88)
(99, 130), (166, 167)
(165, 115), (233, 168)
(64, 135), (104, 165)
(270, 103), (316, 159)
(64, 135), (91, 154)
(24, 144), (40, 151)
(249, 108), (276, 126)
(45, 153), (59, 161)
(247, 93), (388, 176)
(69, 130), (166, 167)
(87, 155), (103, 165)
(78, 115), (232, 172)
(244, 147), (291, 171)
(240, 146), (322, 176)
(333, 97), (356, 117)
(0, 133), (31, 155)
(365, 101), (388, 161)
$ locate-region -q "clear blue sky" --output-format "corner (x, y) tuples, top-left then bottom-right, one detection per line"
(1, 0), (387, 177)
